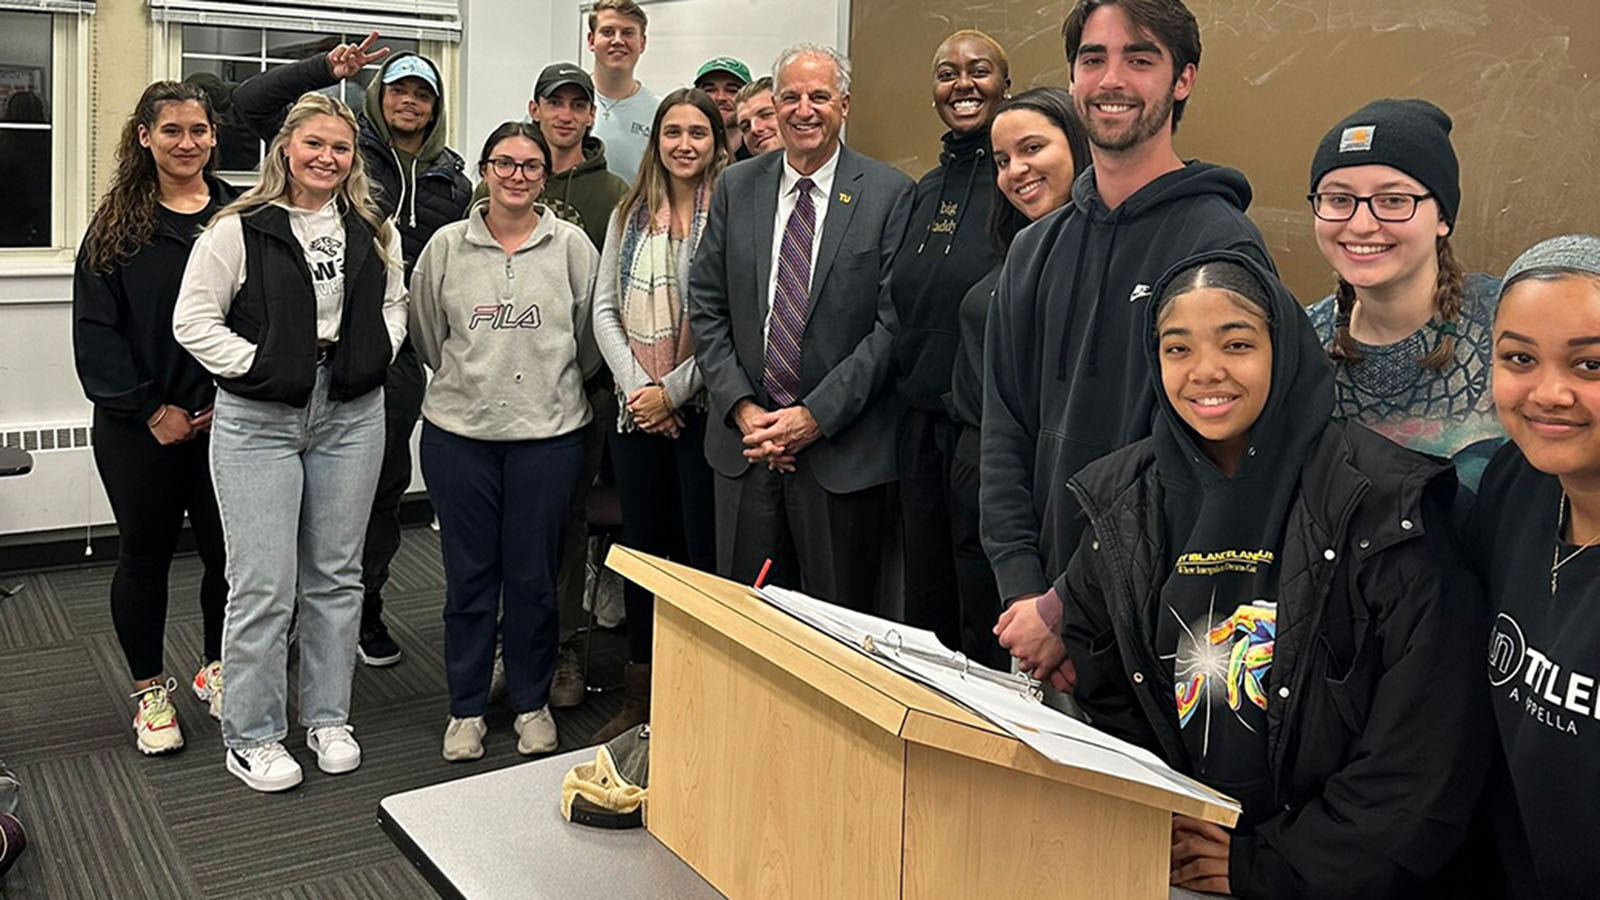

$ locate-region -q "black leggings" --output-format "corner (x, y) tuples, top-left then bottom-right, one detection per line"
(92, 407), (227, 681)
(608, 410), (716, 663)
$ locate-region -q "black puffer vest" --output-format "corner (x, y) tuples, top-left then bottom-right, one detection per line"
(218, 205), (391, 407)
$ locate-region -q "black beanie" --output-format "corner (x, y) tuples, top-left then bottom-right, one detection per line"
(1309, 98), (1460, 227)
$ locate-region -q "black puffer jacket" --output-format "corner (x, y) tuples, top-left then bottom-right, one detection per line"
(231, 53), (471, 278)
(1057, 421), (1492, 899)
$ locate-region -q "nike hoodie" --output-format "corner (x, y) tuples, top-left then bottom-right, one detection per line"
(980, 161), (1273, 600)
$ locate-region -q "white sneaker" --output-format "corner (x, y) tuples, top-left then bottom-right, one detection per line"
(306, 724), (362, 774)
(513, 706), (557, 756)
(442, 716), (487, 762)
(191, 660), (223, 721)
(226, 742), (303, 792)
(131, 679), (184, 756)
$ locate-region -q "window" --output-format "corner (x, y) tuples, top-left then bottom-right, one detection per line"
(0, 11), (56, 248)
(177, 26), (419, 173)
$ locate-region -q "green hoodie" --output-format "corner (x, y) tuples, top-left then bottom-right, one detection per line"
(471, 135), (626, 251)
(364, 52), (452, 167)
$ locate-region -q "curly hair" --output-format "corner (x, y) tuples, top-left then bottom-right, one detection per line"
(83, 81), (216, 272)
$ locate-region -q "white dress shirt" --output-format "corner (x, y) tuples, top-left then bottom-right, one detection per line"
(764, 144), (840, 345)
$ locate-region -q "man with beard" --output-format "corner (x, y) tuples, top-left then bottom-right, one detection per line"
(694, 57), (751, 160)
(983, 0), (1273, 651)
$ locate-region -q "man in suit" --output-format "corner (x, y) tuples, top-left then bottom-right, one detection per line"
(689, 43), (915, 611)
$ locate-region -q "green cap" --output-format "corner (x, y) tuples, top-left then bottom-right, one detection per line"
(695, 57), (751, 86)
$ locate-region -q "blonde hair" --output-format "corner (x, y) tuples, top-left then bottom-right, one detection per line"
(215, 92), (393, 257)
(933, 29), (1011, 82)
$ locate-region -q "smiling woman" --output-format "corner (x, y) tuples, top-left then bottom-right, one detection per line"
(889, 30), (1013, 665)
(1468, 234), (1600, 898)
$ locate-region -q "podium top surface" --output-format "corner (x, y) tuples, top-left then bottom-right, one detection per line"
(608, 546), (1237, 825)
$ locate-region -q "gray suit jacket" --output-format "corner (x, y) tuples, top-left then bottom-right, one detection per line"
(688, 144), (915, 494)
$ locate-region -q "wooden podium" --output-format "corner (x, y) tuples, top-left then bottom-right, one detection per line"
(607, 546), (1237, 900)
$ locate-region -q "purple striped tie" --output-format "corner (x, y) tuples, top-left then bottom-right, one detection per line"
(763, 177), (816, 407)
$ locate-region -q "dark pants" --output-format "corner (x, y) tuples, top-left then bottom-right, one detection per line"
(360, 344), (425, 628)
(898, 408), (961, 649)
(609, 409), (716, 663)
(713, 461), (889, 613)
(92, 406), (227, 680)
(950, 424), (1008, 669)
(555, 387), (615, 644)
(421, 422), (584, 717)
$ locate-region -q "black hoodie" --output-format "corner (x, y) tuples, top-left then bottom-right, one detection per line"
(980, 161), (1272, 600)
(72, 175), (240, 421)
(1059, 250), (1490, 899)
(890, 128), (999, 412)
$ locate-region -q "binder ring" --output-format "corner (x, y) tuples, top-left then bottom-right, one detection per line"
(882, 630), (903, 655)
(952, 651), (970, 678)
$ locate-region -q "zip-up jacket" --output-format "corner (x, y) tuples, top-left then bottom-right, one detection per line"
(217, 205), (393, 406)
(980, 162), (1272, 599)
(1058, 422), (1491, 899)
(889, 127), (999, 412)
(72, 175), (239, 421)
(231, 52), (471, 278)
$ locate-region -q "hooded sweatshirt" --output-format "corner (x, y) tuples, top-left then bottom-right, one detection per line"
(890, 127), (1000, 413)
(230, 52), (472, 278)
(470, 135), (627, 252)
(980, 161), (1272, 600)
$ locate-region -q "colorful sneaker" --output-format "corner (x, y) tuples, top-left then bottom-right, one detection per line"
(513, 706), (557, 756)
(131, 679), (184, 756)
(226, 742), (303, 792)
(192, 660), (223, 721)
(442, 716), (487, 762)
(306, 724), (362, 774)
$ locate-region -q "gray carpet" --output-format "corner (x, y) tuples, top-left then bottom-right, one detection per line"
(0, 526), (630, 899)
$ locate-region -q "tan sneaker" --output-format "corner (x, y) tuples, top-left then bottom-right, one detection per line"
(131, 679), (184, 756)
(192, 660), (223, 721)
(442, 716), (487, 762)
(513, 706), (557, 755)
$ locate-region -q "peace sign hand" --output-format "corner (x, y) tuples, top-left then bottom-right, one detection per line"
(328, 31), (390, 80)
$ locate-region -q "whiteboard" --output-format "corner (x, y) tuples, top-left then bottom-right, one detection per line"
(575, 0), (848, 94)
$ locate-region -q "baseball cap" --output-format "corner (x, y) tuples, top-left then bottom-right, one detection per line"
(695, 57), (751, 85)
(535, 63), (595, 102)
(381, 54), (439, 95)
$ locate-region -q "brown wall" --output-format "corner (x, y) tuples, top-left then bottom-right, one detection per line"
(847, 0), (1599, 302)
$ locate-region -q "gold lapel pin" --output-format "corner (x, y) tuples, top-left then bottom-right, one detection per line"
(838, 192), (852, 204)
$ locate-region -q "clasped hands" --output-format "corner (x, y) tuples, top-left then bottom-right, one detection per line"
(626, 385), (682, 438)
(733, 399), (819, 473)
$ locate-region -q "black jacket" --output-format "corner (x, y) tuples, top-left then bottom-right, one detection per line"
(217, 205), (391, 406)
(230, 53), (471, 278)
(889, 128), (999, 413)
(980, 163), (1273, 599)
(72, 175), (240, 421)
(1058, 422), (1492, 899)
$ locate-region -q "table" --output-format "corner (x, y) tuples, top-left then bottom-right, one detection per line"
(378, 747), (721, 900)
(0, 447), (31, 478)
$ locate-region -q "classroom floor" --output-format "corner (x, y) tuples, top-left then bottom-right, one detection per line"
(0, 525), (630, 899)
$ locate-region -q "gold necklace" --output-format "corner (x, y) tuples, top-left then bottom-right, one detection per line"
(1552, 493), (1600, 595)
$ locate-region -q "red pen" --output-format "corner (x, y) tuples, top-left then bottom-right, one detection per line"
(754, 558), (773, 588)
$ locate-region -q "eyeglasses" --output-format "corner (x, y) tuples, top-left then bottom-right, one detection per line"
(488, 157), (546, 179)
(1307, 191), (1433, 223)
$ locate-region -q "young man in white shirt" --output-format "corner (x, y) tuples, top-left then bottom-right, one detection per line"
(586, 0), (658, 183)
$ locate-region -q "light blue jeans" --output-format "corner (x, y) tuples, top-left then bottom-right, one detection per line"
(210, 367), (384, 750)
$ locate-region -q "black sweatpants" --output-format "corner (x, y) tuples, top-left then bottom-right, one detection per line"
(360, 344), (425, 628)
(608, 410), (716, 663)
(898, 408), (961, 649)
(92, 406), (227, 681)
(949, 424), (1008, 669)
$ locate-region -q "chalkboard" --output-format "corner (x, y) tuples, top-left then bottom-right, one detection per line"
(847, 0), (1599, 302)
